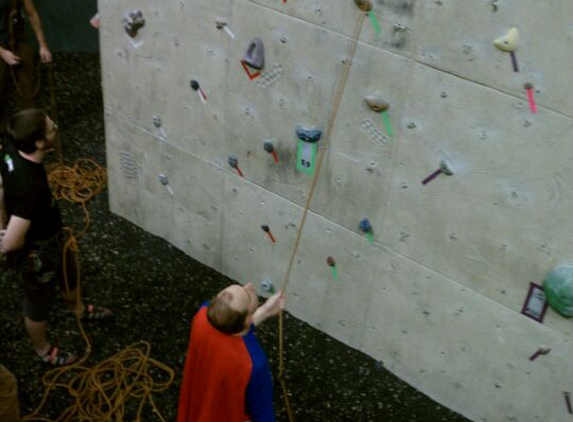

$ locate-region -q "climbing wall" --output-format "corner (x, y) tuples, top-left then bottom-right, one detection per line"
(99, 0), (573, 420)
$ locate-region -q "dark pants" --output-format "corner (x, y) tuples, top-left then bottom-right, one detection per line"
(10, 231), (79, 322)
(0, 39), (38, 123)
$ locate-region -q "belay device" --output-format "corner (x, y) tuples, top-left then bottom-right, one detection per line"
(295, 126), (322, 175)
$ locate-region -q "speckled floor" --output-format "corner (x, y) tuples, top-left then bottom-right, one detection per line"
(0, 53), (472, 422)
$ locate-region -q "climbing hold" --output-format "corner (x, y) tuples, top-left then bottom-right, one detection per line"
(295, 127), (322, 143)
(326, 256), (338, 280)
(439, 160), (454, 176)
(158, 173), (174, 195)
(359, 218), (372, 233)
(354, 0), (373, 12)
(123, 9), (145, 38)
(365, 96), (389, 113)
(494, 27), (518, 52)
(422, 159), (454, 185)
(263, 141), (279, 163)
(152, 115), (168, 139)
(260, 279), (275, 294)
(263, 141), (274, 153)
(243, 37), (265, 70)
(296, 127), (322, 175)
(524, 83), (537, 114)
(228, 154), (244, 177)
(261, 225), (276, 243)
(190, 79), (207, 104)
(364, 97), (393, 136)
(528, 347), (551, 361)
(494, 27), (519, 72)
(543, 264), (573, 317)
(359, 218), (374, 242)
(215, 19), (235, 39)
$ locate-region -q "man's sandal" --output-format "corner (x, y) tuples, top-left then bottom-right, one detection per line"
(80, 304), (113, 321)
(38, 345), (78, 366)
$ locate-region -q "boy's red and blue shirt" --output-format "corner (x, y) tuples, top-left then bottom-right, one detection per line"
(177, 304), (276, 422)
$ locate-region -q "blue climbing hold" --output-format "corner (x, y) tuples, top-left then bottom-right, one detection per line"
(543, 263), (573, 317)
(295, 126), (322, 143)
(358, 218), (372, 233)
(228, 155), (238, 168)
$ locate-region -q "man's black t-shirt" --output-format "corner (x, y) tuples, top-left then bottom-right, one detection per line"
(0, 141), (62, 244)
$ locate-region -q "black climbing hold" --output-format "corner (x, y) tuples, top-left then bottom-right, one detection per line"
(296, 126), (322, 143)
(243, 37), (265, 70)
(190, 80), (200, 91)
(263, 141), (274, 153)
(228, 155), (238, 168)
(215, 19), (227, 29)
(123, 10), (145, 38)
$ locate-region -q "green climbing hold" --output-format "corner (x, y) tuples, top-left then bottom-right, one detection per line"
(543, 264), (573, 317)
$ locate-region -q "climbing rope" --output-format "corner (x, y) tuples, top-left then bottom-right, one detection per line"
(23, 342), (175, 422)
(47, 158), (107, 237)
(276, 7), (367, 422)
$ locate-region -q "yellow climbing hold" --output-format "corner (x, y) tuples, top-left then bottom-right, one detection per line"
(494, 27), (519, 52)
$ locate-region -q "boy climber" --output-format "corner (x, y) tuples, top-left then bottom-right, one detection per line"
(178, 282), (285, 422)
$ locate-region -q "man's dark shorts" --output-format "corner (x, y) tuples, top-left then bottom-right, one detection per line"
(9, 231), (78, 322)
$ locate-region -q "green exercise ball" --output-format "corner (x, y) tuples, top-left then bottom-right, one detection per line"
(543, 264), (573, 317)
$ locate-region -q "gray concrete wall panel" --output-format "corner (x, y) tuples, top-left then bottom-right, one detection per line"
(383, 63), (573, 335)
(414, 1), (573, 116)
(361, 251), (573, 422)
(100, 0), (573, 420)
(105, 112), (225, 269)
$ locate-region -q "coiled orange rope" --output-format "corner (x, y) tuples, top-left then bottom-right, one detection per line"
(23, 341), (174, 422)
(47, 159), (107, 237)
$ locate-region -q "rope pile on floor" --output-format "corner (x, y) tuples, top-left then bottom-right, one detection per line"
(47, 158), (107, 237)
(23, 341), (175, 422)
